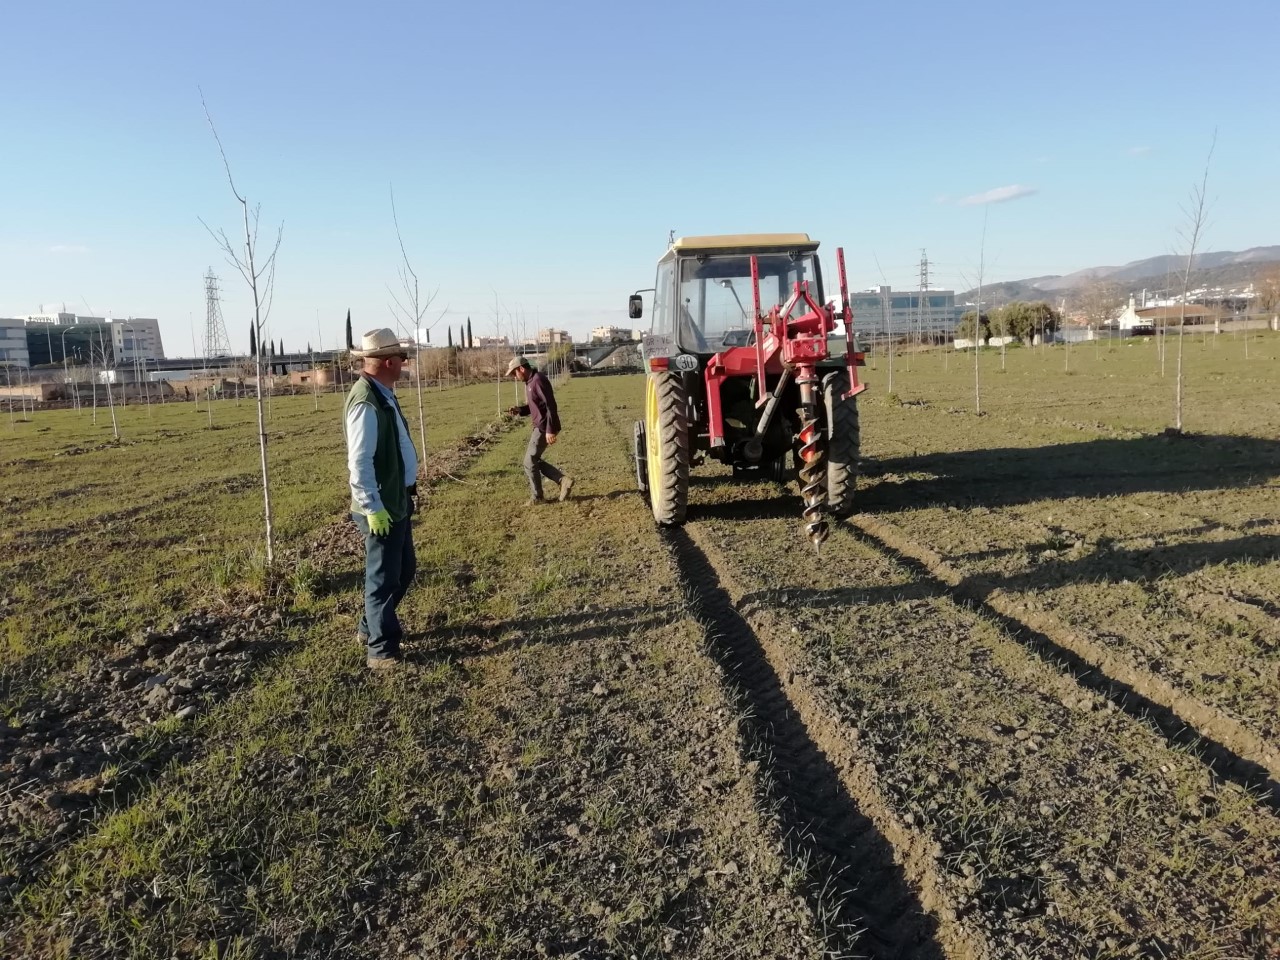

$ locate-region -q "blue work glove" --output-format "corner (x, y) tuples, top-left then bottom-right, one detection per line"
(368, 508), (393, 537)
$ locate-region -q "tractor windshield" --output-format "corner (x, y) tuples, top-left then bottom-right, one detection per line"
(676, 253), (822, 353)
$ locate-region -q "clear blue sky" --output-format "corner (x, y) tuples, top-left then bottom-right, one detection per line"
(3, 0), (1277, 352)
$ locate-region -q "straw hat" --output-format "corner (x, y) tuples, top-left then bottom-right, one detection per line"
(355, 328), (412, 358)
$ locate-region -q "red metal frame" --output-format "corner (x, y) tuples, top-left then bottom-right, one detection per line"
(703, 246), (866, 448)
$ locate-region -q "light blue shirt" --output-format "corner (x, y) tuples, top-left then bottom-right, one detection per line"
(346, 378), (419, 515)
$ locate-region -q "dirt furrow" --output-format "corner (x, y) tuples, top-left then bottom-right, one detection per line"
(849, 511), (1280, 795)
(661, 525), (969, 960)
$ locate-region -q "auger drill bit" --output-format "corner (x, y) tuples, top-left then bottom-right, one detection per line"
(796, 380), (829, 551)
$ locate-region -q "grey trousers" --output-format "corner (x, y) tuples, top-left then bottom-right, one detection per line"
(524, 428), (564, 499)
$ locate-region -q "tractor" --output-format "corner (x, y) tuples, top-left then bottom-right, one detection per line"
(629, 234), (866, 550)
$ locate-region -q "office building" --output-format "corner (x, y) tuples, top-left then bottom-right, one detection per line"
(847, 286), (964, 337)
(25, 321), (112, 367)
(0, 318), (31, 368)
(110, 318), (165, 361)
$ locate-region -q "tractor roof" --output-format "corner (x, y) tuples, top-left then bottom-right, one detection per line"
(667, 233), (819, 256)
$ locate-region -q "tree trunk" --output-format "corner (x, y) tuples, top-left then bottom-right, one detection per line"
(254, 343), (275, 567)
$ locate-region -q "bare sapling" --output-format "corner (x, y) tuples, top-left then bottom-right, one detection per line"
(190, 320), (212, 429)
(96, 327), (119, 439)
(204, 344), (212, 429)
(872, 253), (895, 393)
(200, 93), (283, 567)
(387, 184), (447, 469)
(959, 207), (990, 414)
(1173, 131), (1216, 434)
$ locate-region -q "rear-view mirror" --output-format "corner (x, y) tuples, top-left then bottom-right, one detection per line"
(628, 294), (643, 320)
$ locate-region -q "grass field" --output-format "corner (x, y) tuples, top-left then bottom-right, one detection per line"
(1, 333), (1278, 959)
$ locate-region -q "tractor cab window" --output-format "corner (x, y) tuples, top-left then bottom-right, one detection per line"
(651, 259), (676, 337)
(676, 253), (822, 354)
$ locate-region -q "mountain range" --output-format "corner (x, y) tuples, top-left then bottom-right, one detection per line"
(957, 246), (1280, 304)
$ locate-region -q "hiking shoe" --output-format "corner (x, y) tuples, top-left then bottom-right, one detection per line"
(558, 477), (575, 502)
(366, 656), (406, 671)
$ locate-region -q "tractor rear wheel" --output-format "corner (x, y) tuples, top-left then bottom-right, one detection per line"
(644, 372), (689, 525)
(824, 370), (861, 518)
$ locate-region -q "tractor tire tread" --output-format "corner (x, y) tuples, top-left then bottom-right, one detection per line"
(825, 370), (861, 519)
(650, 373), (690, 525)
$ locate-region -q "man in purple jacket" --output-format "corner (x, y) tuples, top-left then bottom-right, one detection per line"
(506, 356), (574, 504)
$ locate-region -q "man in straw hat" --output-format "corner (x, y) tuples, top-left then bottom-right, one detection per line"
(506, 356), (574, 505)
(346, 328), (419, 669)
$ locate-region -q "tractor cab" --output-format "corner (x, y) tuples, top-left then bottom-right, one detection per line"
(630, 235), (824, 358)
(629, 233), (867, 548)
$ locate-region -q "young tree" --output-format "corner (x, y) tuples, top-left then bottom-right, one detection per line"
(956, 207), (992, 413)
(1255, 266), (1280, 318)
(1077, 281), (1124, 342)
(387, 185), (446, 461)
(200, 93), (283, 567)
(1173, 132), (1216, 433)
(956, 311), (991, 341)
(93, 326), (119, 438)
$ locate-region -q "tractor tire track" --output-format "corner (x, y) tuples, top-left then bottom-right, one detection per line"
(602, 392), (977, 959)
(661, 525), (977, 960)
(846, 512), (1280, 806)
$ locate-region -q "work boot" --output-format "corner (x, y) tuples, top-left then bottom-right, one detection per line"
(366, 655), (406, 671)
(558, 476), (575, 502)
(527, 496), (546, 506)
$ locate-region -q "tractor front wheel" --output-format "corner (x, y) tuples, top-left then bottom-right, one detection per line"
(824, 370), (861, 518)
(645, 372), (689, 525)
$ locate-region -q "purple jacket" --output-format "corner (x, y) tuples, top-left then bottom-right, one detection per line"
(517, 370), (561, 434)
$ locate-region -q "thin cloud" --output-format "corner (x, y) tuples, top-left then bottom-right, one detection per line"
(1126, 146), (1152, 156)
(957, 185), (1037, 206)
(48, 244), (90, 255)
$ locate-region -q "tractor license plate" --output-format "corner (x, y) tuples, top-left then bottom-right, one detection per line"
(642, 333), (675, 359)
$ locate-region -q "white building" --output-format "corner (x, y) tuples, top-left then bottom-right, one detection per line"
(475, 336), (510, 347)
(1112, 297), (1155, 332)
(111, 318), (165, 361)
(590, 325), (635, 343)
(847, 286), (963, 337)
(536, 328), (572, 345)
(0, 318), (31, 368)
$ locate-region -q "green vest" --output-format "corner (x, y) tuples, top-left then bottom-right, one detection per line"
(344, 375), (411, 521)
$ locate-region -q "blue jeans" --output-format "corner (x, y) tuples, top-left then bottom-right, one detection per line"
(353, 513), (416, 659)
